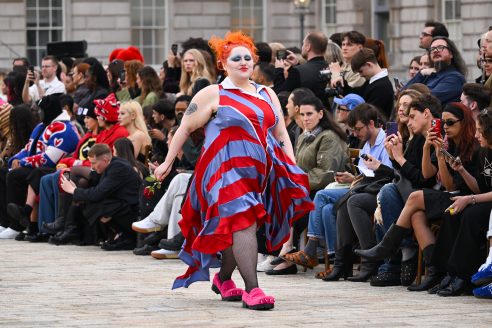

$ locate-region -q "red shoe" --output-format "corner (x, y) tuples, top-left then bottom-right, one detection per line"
(242, 287), (275, 310)
(211, 273), (244, 301)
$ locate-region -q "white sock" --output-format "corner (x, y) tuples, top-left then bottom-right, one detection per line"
(479, 248), (492, 271)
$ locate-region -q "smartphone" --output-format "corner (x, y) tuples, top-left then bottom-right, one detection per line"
(171, 44), (178, 56)
(276, 50), (287, 60)
(440, 148), (455, 162)
(360, 153), (369, 161)
(63, 171), (70, 180)
(393, 77), (400, 87)
(431, 118), (442, 139)
(386, 121), (398, 136)
(119, 69), (126, 83)
(28, 65), (35, 86)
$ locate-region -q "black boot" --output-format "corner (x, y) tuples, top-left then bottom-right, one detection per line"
(348, 260), (380, 282)
(7, 203), (31, 228)
(53, 226), (79, 245)
(43, 193), (71, 234)
(354, 224), (411, 261)
(407, 245), (445, 292)
(158, 231), (184, 251)
(322, 247), (353, 281)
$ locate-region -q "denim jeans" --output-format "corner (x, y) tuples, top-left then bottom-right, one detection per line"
(38, 171), (60, 232)
(376, 183), (406, 273)
(307, 187), (349, 254)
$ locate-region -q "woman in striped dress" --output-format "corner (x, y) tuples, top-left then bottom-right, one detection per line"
(154, 32), (313, 310)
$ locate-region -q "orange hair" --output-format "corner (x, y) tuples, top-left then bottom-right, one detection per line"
(209, 31), (258, 69)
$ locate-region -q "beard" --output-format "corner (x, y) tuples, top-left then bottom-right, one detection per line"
(433, 60), (451, 72)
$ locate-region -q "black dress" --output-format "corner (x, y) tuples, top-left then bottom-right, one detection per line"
(423, 145), (480, 221)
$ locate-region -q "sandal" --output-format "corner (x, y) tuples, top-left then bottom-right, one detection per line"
(242, 287), (275, 310)
(282, 250), (319, 269)
(211, 273), (244, 301)
(315, 268), (333, 279)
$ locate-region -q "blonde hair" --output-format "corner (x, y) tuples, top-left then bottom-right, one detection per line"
(179, 49), (214, 96)
(268, 42), (285, 64)
(120, 100), (151, 145)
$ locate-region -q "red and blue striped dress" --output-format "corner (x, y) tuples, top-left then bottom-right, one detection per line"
(173, 78), (314, 289)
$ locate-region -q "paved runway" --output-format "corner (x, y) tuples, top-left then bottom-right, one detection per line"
(1, 240), (491, 327)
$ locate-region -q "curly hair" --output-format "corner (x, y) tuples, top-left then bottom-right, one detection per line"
(209, 31), (258, 69)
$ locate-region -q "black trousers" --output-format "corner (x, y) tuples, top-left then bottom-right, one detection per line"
(336, 193), (377, 250)
(0, 168), (8, 227)
(447, 202), (492, 279)
(6, 167), (32, 230)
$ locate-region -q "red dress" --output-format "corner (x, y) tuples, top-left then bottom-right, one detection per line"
(173, 78), (313, 288)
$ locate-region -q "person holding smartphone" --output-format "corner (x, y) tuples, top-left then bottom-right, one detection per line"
(356, 102), (481, 293)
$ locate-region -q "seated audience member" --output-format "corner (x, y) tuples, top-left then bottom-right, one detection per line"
(150, 99), (178, 158)
(69, 62), (91, 108)
(174, 95), (192, 123)
(136, 66), (164, 107)
(367, 93), (440, 287)
(408, 56), (421, 81)
(406, 37), (466, 106)
(460, 83), (492, 120)
(0, 95), (79, 239)
(251, 62), (275, 87)
(429, 108), (492, 297)
(0, 105), (36, 233)
(178, 49), (215, 97)
(117, 100), (152, 161)
(94, 93), (129, 148)
(351, 48), (394, 120)
(76, 59), (110, 124)
(59, 143), (141, 249)
(116, 59), (144, 101)
(284, 88), (315, 151)
(38, 102), (100, 235)
(356, 102), (480, 292)
(59, 94), (85, 137)
(255, 42), (273, 64)
(280, 104), (391, 278)
(333, 93), (365, 148)
(328, 30), (367, 96)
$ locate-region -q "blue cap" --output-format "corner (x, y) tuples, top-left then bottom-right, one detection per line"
(333, 93), (365, 111)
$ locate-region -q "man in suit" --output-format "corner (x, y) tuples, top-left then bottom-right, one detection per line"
(60, 143), (141, 249)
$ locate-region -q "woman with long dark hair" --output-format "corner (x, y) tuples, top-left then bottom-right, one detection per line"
(356, 102), (480, 291)
(136, 66), (163, 107)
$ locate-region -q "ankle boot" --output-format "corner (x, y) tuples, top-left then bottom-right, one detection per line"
(354, 224), (411, 261)
(322, 247), (353, 281)
(348, 260), (380, 282)
(407, 245), (445, 292)
(43, 215), (65, 235)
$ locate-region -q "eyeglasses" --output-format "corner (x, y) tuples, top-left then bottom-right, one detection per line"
(429, 45), (449, 53)
(442, 119), (461, 126)
(351, 125), (366, 133)
(420, 32), (433, 38)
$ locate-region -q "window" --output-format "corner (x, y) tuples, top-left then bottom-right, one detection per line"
(131, 0), (167, 65)
(26, 0), (64, 66)
(231, 0), (265, 42)
(322, 0), (337, 37)
(442, 0), (462, 47)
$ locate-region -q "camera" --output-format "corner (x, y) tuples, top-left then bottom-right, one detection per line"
(319, 69), (332, 82)
(276, 50), (287, 60)
(119, 70), (126, 83)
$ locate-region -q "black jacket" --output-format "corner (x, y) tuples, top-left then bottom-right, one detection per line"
(273, 56), (329, 107)
(73, 157), (142, 224)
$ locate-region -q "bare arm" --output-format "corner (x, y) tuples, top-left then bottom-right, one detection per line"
(266, 87), (296, 163)
(154, 85), (218, 180)
(422, 130), (438, 179)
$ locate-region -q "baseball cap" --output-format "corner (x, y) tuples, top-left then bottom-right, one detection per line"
(333, 93), (365, 111)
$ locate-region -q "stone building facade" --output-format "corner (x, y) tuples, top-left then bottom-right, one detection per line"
(0, 0), (490, 79)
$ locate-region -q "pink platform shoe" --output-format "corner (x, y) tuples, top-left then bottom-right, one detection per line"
(242, 287), (275, 310)
(211, 273), (244, 301)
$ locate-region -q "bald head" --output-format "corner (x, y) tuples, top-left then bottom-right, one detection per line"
(305, 32), (328, 55)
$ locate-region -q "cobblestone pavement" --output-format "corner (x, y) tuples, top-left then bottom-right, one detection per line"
(1, 240), (491, 327)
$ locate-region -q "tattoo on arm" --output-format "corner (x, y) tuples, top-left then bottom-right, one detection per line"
(185, 103), (198, 116)
(279, 140), (285, 147)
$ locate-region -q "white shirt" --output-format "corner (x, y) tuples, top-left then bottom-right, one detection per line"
(29, 76), (66, 102)
(369, 68), (389, 84)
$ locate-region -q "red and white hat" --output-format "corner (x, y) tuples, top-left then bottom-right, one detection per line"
(94, 93), (120, 123)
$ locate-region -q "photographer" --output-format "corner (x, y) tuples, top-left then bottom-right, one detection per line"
(351, 48), (394, 120)
(22, 55), (66, 104)
(273, 32), (329, 107)
(328, 31), (367, 97)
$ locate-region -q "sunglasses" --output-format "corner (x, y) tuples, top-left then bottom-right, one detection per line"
(442, 119), (461, 126)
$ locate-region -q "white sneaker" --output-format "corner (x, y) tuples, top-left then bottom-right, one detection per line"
(257, 253), (268, 263)
(132, 217), (163, 233)
(0, 226), (7, 233)
(0, 227), (20, 239)
(257, 255), (276, 272)
(151, 248), (179, 260)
